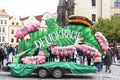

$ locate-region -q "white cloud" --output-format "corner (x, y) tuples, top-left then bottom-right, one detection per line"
(0, 0), (59, 17)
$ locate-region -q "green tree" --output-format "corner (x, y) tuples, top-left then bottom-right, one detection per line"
(91, 16), (120, 43)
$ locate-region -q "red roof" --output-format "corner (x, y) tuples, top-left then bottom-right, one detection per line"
(20, 15), (43, 22)
(9, 16), (13, 20)
(0, 9), (9, 16)
(20, 16), (29, 21)
(35, 15), (43, 22)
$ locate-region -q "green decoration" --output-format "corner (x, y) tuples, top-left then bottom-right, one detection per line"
(9, 62), (96, 77)
(14, 17), (105, 64)
(9, 16), (110, 77)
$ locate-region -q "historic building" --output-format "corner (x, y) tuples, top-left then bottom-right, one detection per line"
(75, 0), (120, 22)
(0, 9), (9, 44)
(111, 0), (120, 16)
(57, 0), (120, 22)
(9, 15), (43, 46)
(9, 15), (23, 46)
(75, 0), (110, 22)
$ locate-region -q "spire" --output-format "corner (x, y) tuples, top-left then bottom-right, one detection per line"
(66, 0), (75, 17)
(57, 0), (67, 27)
(58, 0), (66, 6)
(57, 0), (75, 27)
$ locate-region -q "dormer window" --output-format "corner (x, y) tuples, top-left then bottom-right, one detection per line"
(12, 22), (14, 25)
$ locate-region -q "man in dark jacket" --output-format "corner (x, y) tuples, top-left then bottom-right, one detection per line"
(77, 47), (86, 64)
(104, 48), (112, 73)
(0, 45), (5, 69)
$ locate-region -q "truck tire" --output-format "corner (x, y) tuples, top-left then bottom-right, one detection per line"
(52, 67), (64, 78)
(37, 67), (48, 78)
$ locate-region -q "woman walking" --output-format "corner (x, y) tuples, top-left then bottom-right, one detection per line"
(104, 48), (112, 73)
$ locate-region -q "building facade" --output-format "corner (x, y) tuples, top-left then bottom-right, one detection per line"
(9, 15), (23, 46)
(75, 0), (111, 22)
(9, 15), (43, 46)
(111, 0), (120, 16)
(0, 9), (9, 44)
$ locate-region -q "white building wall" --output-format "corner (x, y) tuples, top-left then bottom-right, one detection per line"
(5, 17), (9, 43)
(0, 16), (9, 43)
(75, 0), (110, 21)
(101, 0), (110, 18)
(9, 15), (22, 46)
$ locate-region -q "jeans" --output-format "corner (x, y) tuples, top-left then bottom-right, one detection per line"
(94, 62), (102, 72)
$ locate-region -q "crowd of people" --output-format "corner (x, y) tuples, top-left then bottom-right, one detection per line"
(45, 42), (120, 73)
(0, 43), (18, 69)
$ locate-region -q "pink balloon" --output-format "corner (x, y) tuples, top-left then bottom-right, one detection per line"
(55, 51), (59, 55)
(100, 43), (104, 47)
(38, 51), (44, 56)
(60, 52), (64, 56)
(64, 52), (68, 56)
(95, 32), (109, 52)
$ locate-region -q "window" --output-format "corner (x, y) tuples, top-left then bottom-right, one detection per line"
(114, 13), (120, 16)
(11, 38), (14, 43)
(92, 14), (96, 22)
(11, 30), (14, 34)
(12, 22), (14, 25)
(92, 0), (96, 6)
(26, 38), (29, 42)
(5, 20), (7, 24)
(16, 39), (19, 43)
(2, 28), (5, 32)
(42, 29), (45, 32)
(2, 36), (5, 42)
(0, 20), (3, 24)
(114, 0), (120, 7)
(0, 36), (1, 42)
(16, 22), (19, 25)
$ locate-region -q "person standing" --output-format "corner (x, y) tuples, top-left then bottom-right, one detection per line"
(104, 48), (112, 73)
(77, 47), (86, 64)
(0, 44), (5, 69)
(93, 56), (102, 72)
(8, 44), (14, 62)
(87, 55), (92, 65)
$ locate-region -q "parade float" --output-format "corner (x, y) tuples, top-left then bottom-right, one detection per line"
(8, 14), (109, 78)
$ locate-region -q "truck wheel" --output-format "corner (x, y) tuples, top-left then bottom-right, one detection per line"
(37, 67), (48, 78)
(52, 67), (64, 78)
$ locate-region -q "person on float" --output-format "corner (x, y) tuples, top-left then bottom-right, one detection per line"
(33, 48), (40, 56)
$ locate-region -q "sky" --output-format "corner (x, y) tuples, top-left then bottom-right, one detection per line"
(0, 0), (59, 17)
